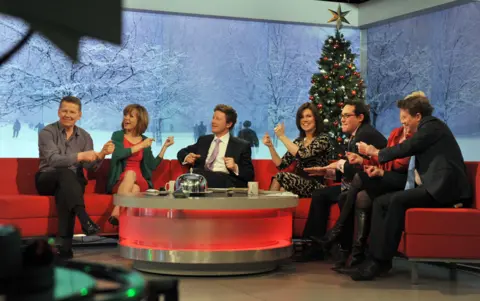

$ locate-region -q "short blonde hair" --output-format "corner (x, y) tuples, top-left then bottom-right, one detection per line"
(397, 91), (433, 117)
(122, 104), (149, 135)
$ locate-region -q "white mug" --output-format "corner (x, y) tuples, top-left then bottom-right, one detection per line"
(165, 180), (176, 193)
(248, 181), (259, 196)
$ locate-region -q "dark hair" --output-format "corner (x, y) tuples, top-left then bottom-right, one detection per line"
(60, 96), (82, 111)
(296, 102), (323, 138)
(122, 104), (149, 135)
(343, 101), (371, 124)
(397, 92), (434, 117)
(243, 120), (252, 127)
(214, 104), (237, 129)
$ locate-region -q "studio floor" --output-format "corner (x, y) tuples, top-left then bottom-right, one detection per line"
(71, 245), (480, 301)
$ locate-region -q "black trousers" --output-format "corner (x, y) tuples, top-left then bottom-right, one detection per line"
(302, 185), (342, 238)
(336, 172), (406, 249)
(369, 187), (439, 261)
(35, 168), (87, 240)
(193, 168), (247, 188)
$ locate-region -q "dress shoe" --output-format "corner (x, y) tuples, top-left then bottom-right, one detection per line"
(350, 258), (392, 281)
(81, 219), (100, 236)
(108, 216), (119, 226)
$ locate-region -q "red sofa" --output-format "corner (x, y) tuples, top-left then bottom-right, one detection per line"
(1, 158), (479, 281)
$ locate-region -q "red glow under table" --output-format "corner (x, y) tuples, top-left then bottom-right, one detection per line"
(114, 192), (298, 275)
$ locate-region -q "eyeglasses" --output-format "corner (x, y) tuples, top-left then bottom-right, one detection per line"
(340, 113), (356, 119)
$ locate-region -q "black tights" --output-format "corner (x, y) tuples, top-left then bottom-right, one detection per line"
(335, 173), (372, 226)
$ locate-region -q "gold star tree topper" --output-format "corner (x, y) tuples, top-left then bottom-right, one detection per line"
(328, 4), (350, 30)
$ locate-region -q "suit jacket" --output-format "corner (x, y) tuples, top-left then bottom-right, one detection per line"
(378, 116), (471, 205)
(177, 134), (255, 185)
(339, 123), (388, 181)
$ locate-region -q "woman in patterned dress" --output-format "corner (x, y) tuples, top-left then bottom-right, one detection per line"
(263, 102), (332, 197)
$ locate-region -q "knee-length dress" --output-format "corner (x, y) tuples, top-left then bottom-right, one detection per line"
(275, 133), (331, 197)
(111, 138), (149, 193)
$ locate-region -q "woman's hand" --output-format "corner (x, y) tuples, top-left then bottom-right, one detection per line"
(263, 132), (273, 148)
(141, 138), (154, 148)
(273, 122), (285, 138)
(163, 136), (174, 148)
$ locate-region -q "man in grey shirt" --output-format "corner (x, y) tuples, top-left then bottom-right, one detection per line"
(35, 96), (114, 260)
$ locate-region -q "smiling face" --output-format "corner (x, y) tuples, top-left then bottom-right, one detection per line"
(58, 101), (81, 129)
(123, 109), (139, 133)
(399, 108), (421, 135)
(211, 110), (231, 136)
(341, 104), (363, 134)
(299, 108), (316, 134)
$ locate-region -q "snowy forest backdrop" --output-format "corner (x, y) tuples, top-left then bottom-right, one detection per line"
(366, 2), (480, 160)
(0, 10), (359, 159)
(1, 2), (480, 161)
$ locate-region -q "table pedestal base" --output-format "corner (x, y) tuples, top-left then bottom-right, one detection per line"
(120, 245), (292, 276)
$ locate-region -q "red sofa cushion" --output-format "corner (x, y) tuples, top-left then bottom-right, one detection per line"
(151, 160), (173, 189)
(0, 194), (114, 219)
(405, 208), (480, 236)
(465, 162), (480, 209)
(0, 158), (39, 194)
(405, 235), (480, 259)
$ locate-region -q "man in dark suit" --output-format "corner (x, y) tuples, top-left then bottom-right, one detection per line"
(177, 104), (254, 188)
(352, 92), (471, 281)
(299, 101), (387, 263)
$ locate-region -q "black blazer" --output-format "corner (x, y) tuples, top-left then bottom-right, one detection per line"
(177, 134), (255, 184)
(340, 123), (388, 181)
(378, 116), (471, 205)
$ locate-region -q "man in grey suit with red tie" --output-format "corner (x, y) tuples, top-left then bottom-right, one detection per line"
(353, 92), (472, 281)
(177, 104), (254, 188)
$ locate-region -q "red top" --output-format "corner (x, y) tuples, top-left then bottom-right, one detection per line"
(124, 138), (144, 170)
(363, 127), (411, 172)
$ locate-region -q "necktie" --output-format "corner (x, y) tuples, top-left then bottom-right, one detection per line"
(205, 139), (221, 171)
(405, 156), (415, 190)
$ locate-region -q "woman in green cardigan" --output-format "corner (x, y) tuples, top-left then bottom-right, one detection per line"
(107, 104), (174, 226)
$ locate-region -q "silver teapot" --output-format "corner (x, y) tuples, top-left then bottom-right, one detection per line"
(175, 168), (208, 194)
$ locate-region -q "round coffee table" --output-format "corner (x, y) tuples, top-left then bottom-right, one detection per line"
(114, 192), (298, 276)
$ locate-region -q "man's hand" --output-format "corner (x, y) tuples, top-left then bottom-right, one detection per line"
(273, 122), (285, 138)
(357, 142), (379, 157)
(263, 132), (273, 148)
(365, 165), (384, 178)
(185, 153), (201, 164)
(224, 157), (237, 171)
(78, 150), (98, 162)
(346, 152), (363, 165)
(304, 166), (328, 176)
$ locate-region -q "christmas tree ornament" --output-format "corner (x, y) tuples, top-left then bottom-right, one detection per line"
(317, 104), (323, 109)
(327, 5), (350, 30)
(323, 119), (329, 124)
(309, 95), (314, 100)
(352, 90), (357, 96)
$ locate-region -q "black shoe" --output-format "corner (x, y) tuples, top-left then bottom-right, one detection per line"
(350, 259), (392, 281)
(317, 224), (343, 252)
(108, 216), (119, 226)
(81, 219), (100, 236)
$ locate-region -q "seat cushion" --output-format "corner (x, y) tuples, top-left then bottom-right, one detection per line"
(405, 234), (480, 259)
(151, 160), (172, 189)
(405, 208), (480, 236)
(0, 193), (113, 219)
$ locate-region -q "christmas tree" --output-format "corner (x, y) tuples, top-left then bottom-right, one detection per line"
(309, 29), (365, 158)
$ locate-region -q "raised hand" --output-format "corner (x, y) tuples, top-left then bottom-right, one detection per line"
(263, 132), (273, 148)
(274, 122), (285, 138)
(164, 136), (174, 147)
(142, 138), (154, 148)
